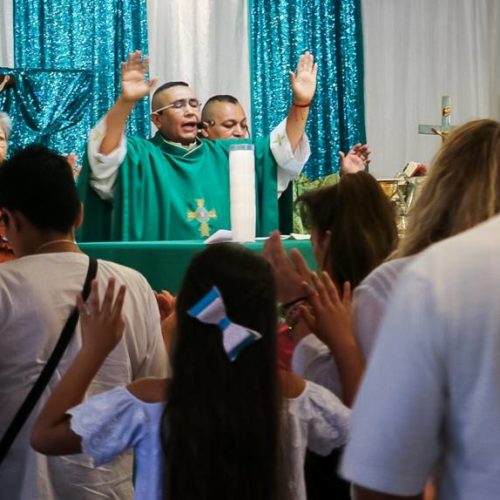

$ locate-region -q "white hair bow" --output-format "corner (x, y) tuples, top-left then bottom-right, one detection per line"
(187, 286), (262, 361)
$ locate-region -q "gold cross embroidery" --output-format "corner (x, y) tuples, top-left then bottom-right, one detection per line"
(187, 199), (217, 237)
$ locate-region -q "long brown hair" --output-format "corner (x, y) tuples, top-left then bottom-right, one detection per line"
(163, 244), (286, 500)
(298, 171), (398, 290)
(397, 119), (500, 257)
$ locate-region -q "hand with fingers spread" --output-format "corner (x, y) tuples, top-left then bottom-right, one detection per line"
(120, 51), (158, 104)
(301, 272), (354, 348)
(290, 52), (318, 107)
(77, 278), (127, 358)
(301, 272), (364, 406)
(263, 231), (312, 304)
(339, 143), (372, 174)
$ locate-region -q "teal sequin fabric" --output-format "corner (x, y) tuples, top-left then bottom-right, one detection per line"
(249, 0), (366, 178)
(1, 0), (150, 158)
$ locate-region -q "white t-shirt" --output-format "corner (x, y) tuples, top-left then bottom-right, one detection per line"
(341, 215), (500, 499)
(0, 252), (168, 500)
(353, 255), (413, 358)
(69, 380), (350, 500)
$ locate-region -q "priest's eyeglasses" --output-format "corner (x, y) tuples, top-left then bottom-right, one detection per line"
(154, 99), (202, 114)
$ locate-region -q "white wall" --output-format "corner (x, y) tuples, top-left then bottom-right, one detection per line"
(147, 0), (251, 122)
(362, 0), (500, 178)
(0, 0), (14, 67)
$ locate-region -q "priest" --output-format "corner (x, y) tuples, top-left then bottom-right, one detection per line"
(78, 51), (317, 241)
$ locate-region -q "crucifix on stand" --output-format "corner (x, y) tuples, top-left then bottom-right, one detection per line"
(418, 95), (454, 142)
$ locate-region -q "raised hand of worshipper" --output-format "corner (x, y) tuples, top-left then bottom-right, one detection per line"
(300, 273), (353, 346)
(300, 272), (364, 406)
(154, 289), (176, 321)
(77, 278), (127, 358)
(339, 143), (371, 174)
(121, 51), (158, 104)
(31, 278), (127, 456)
(263, 231), (312, 305)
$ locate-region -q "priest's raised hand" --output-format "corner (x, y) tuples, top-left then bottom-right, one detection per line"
(286, 52), (318, 152)
(121, 51), (158, 104)
(290, 52), (318, 107)
(100, 51), (158, 155)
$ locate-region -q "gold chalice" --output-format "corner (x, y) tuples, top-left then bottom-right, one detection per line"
(378, 178), (399, 200)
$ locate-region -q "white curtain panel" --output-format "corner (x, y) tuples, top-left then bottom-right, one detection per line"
(146, 0), (251, 124)
(0, 0), (14, 67)
(362, 0), (500, 178)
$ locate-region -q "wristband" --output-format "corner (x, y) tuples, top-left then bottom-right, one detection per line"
(292, 101), (311, 108)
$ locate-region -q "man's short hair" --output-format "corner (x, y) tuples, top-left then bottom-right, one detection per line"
(152, 81), (189, 111)
(0, 145), (80, 233)
(202, 95), (240, 121)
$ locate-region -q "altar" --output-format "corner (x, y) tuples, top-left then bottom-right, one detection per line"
(79, 239), (315, 293)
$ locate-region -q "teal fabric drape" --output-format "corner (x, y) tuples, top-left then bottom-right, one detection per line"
(0, 69), (92, 154)
(7, 0), (150, 157)
(249, 0), (366, 179)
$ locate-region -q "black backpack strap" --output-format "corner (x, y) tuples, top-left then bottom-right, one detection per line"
(0, 257), (98, 465)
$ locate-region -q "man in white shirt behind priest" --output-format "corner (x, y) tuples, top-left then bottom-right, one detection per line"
(0, 145), (168, 499)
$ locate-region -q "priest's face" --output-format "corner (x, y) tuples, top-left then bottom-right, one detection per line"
(151, 86), (202, 145)
(201, 102), (249, 140)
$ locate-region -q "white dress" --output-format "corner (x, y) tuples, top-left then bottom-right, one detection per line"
(70, 381), (351, 500)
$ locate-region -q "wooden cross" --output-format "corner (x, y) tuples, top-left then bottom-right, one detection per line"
(418, 95), (454, 142)
(187, 199), (217, 237)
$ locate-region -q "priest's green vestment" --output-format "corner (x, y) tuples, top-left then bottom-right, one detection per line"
(77, 133), (278, 241)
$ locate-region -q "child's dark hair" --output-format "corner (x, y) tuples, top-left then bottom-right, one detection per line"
(162, 243), (285, 500)
(0, 145), (80, 233)
(298, 171), (397, 290)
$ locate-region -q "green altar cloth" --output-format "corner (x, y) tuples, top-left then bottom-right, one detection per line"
(79, 240), (315, 293)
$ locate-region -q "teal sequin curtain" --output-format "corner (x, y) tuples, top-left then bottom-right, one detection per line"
(6, 0), (150, 157)
(0, 69), (93, 155)
(249, 0), (366, 179)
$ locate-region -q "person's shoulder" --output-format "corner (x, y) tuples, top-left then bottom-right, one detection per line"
(97, 259), (151, 291)
(356, 256), (414, 300)
(284, 376), (350, 423)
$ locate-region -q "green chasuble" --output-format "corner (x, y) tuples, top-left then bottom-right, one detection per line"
(77, 133), (278, 241)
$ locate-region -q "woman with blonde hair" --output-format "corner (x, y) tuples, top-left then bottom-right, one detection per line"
(354, 118), (500, 356)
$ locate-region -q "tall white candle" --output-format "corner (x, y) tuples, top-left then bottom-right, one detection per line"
(229, 144), (256, 241)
